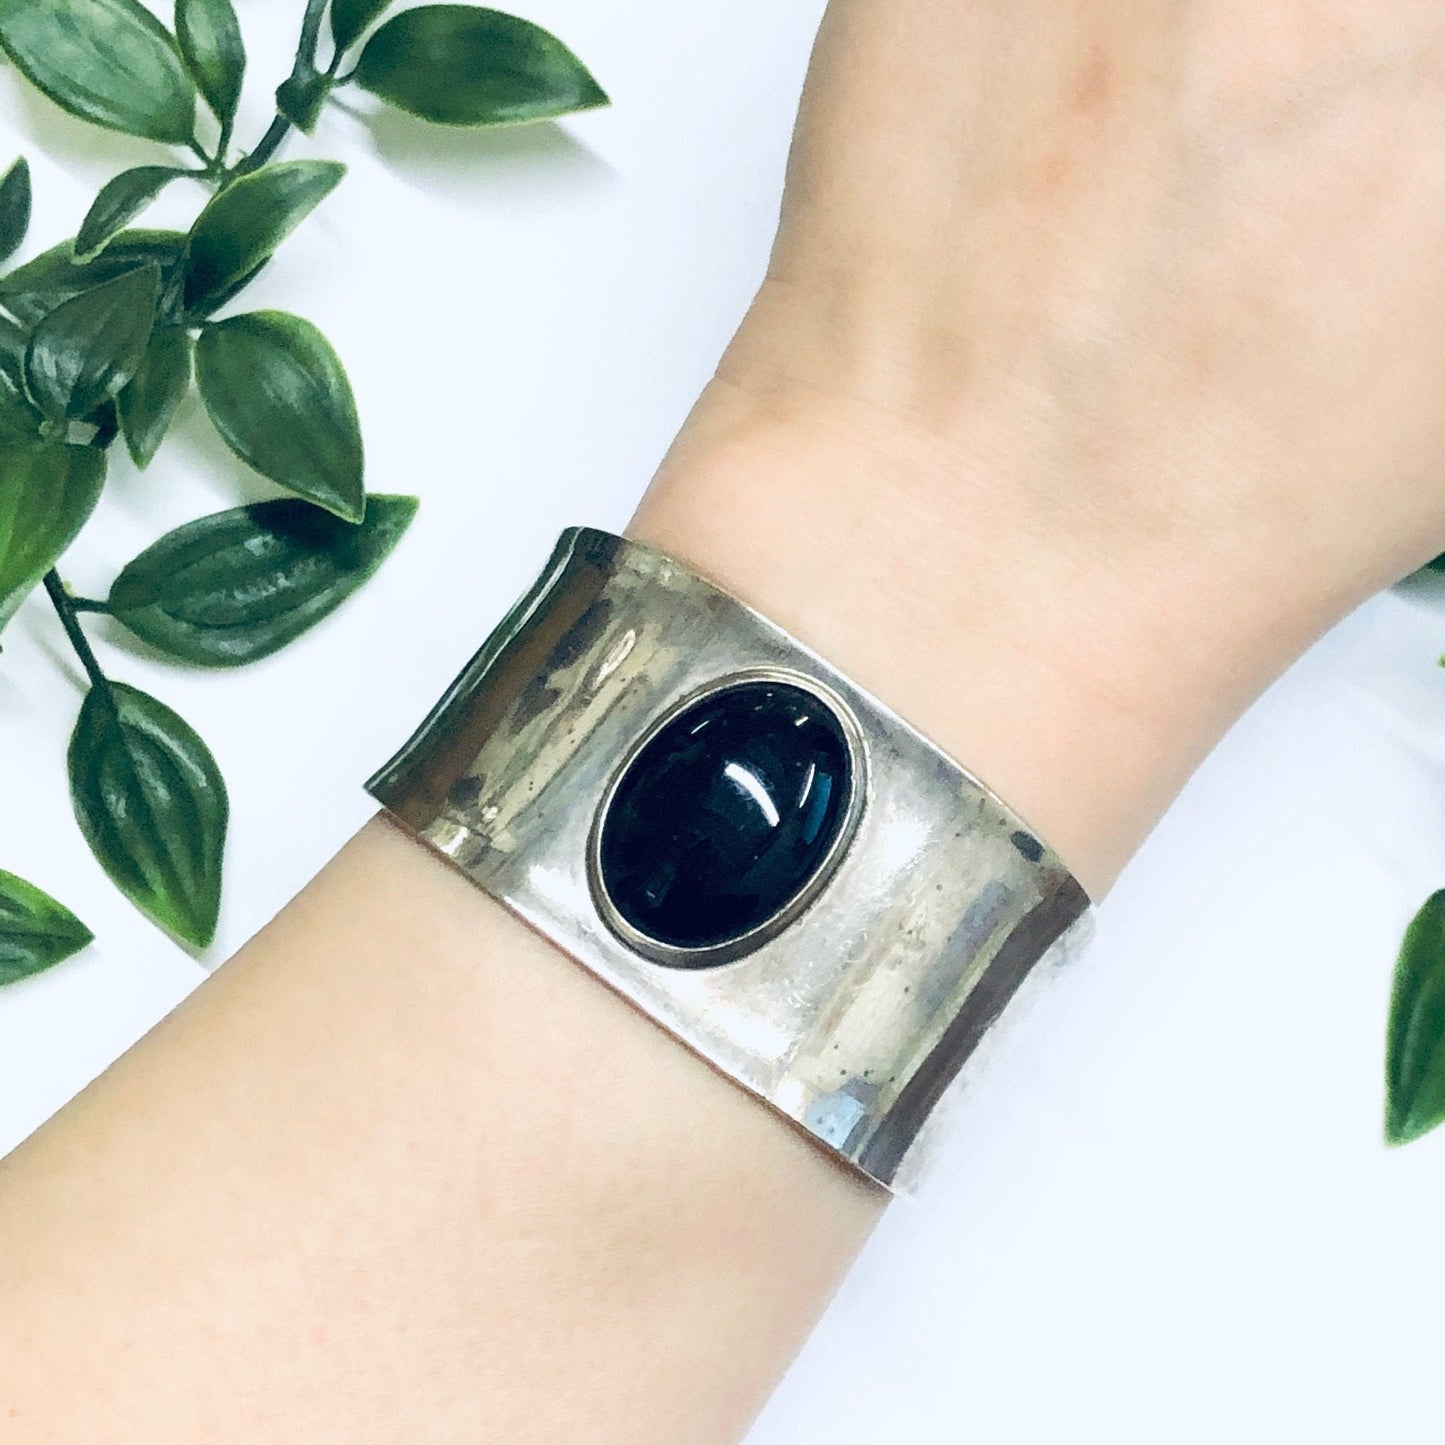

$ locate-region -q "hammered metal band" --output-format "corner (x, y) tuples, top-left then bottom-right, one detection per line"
(367, 527), (1093, 1190)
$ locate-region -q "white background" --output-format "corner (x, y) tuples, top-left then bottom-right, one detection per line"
(1, 2), (1444, 1441)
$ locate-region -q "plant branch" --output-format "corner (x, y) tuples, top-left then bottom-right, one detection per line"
(234, 113), (293, 178)
(43, 571), (110, 695)
(231, 0), (332, 179)
(296, 0), (330, 65)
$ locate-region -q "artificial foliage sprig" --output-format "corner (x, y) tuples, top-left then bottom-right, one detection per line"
(1384, 552), (1445, 1144)
(0, 0), (605, 975)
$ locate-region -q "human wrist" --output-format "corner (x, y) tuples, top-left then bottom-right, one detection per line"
(629, 377), (1338, 896)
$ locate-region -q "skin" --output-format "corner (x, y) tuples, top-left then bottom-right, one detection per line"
(4, 1), (1445, 1440)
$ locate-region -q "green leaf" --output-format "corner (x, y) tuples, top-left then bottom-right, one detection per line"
(195, 311), (363, 521)
(1387, 890), (1445, 1145)
(0, 0), (196, 143)
(0, 443), (106, 629)
(109, 493), (416, 666)
(0, 869), (92, 986)
(331, 0), (391, 53)
(0, 230), (185, 327)
(118, 325), (192, 468)
(69, 681), (227, 948)
(0, 315), (40, 442)
(182, 160), (344, 315)
(274, 65), (330, 134)
(353, 6), (608, 127)
(0, 157), (30, 267)
(75, 168), (191, 263)
(176, 0), (244, 132)
(24, 263), (159, 420)
(0, 381), (38, 443)
(0, 311), (26, 373)
(0, 371), (39, 441)
(185, 257), (266, 322)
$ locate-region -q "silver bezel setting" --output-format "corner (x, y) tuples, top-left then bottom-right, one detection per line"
(585, 667), (870, 969)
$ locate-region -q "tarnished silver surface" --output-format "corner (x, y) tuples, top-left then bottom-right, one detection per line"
(367, 527), (1094, 1191)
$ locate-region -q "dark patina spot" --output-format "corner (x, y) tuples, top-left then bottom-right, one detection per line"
(510, 674), (561, 731)
(447, 775), (484, 809)
(547, 598), (613, 669)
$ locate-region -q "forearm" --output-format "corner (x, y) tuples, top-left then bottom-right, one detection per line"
(0, 816), (878, 1443)
(0, 408), (1324, 1441)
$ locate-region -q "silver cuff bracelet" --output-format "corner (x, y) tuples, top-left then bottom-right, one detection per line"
(367, 527), (1094, 1191)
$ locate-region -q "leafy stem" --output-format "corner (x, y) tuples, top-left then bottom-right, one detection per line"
(42, 570), (110, 697)
(0, 0), (606, 961)
(232, 0), (331, 180)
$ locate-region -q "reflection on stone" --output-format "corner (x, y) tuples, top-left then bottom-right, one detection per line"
(597, 681), (853, 959)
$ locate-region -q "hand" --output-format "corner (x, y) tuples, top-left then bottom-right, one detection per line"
(635, 0), (1445, 892)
